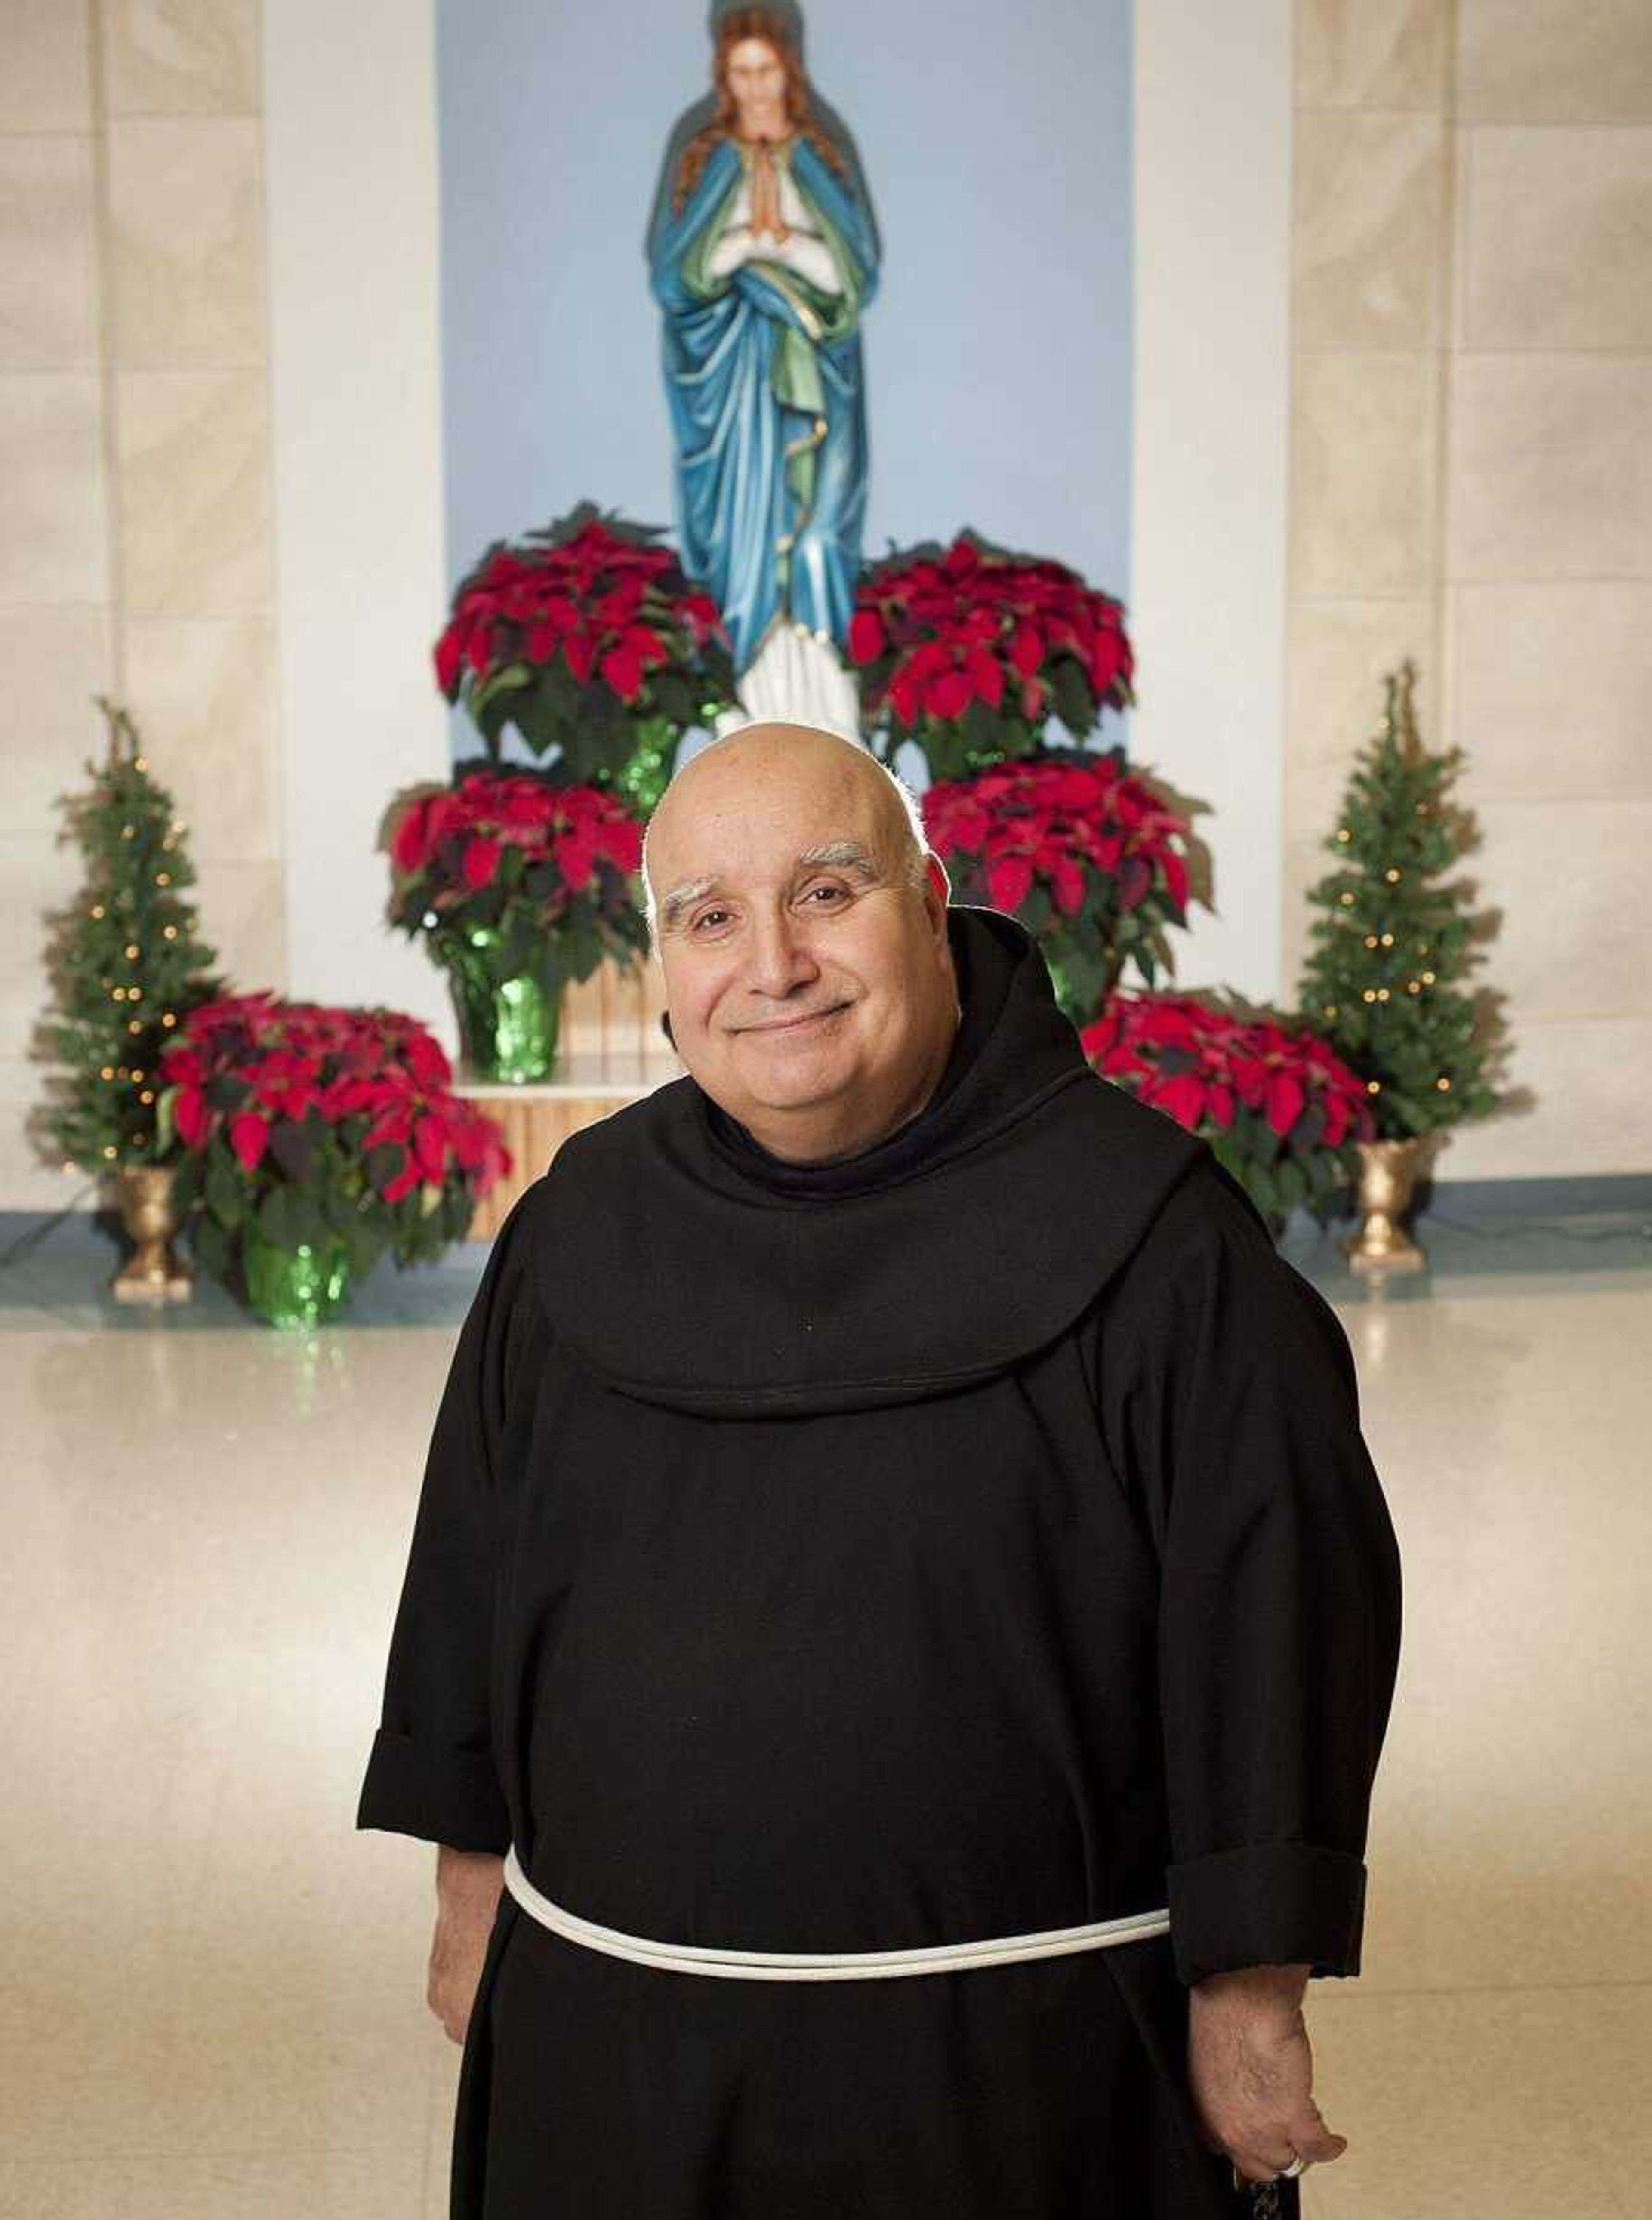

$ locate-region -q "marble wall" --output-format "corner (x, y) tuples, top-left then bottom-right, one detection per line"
(1285, 0), (1652, 1177)
(0, 0), (280, 1211)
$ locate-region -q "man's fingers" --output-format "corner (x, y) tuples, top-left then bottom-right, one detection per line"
(1230, 2149), (1303, 2187)
(1227, 2122), (1349, 2184)
(1294, 2124), (1349, 2164)
(1288, 2097), (1348, 2164)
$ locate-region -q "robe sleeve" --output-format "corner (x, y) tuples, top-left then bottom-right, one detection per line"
(1099, 1157), (1403, 1989)
(354, 1182), (544, 1854)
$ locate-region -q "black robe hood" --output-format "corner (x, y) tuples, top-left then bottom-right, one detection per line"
(530, 904), (1209, 1418)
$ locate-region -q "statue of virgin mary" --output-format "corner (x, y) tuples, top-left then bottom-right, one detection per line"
(645, 2), (879, 733)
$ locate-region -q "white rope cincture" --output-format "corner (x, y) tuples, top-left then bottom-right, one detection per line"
(502, 1843), (1170, 1982)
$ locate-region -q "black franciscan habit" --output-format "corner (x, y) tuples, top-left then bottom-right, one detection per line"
(356, 903), (1403, 2220)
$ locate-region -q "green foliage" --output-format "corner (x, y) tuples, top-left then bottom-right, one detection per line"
(39, 700), (227, 1178)
(1294, 663), (1504, 1142)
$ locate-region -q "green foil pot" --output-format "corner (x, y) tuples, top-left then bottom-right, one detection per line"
(442, 923), (561, 1084)
(242, 1219), (351, 1329)
(612, 716), (677, 817)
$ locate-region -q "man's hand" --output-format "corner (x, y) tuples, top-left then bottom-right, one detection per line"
(1186, 1962), (1348, 2185)
(428, 1846), (505, 2046)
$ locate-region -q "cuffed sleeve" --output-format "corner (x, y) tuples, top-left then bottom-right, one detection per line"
(355, 1725), (509, 1853)
(354, 1182), (544, 1855)
(1165, 1840), (1367, 1986)
(1103, 1157), (1403, 1989)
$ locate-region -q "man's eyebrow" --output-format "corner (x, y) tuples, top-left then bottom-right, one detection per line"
(658, 840), (881, 934)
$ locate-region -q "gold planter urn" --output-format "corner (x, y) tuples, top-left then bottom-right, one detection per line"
(1342, 1133), (1442, 1276)
(111, 1162), (192, 1304)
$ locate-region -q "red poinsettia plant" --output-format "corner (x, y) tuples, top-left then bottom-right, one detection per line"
(383, 767), (647, 998)
(156, 994), (512, 1294)
(925, 748), (1203, 1023)
(850, 530), (1134, 779)
(434, 503), (739, 804)
(1080, 988), (1376, 1226)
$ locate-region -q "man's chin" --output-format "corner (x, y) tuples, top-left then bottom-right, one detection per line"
(739, 1071), (854, 1115)
(722, 1049), (860, 1118)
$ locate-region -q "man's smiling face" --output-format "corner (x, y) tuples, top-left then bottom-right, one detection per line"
(644, 724), (957, 1164)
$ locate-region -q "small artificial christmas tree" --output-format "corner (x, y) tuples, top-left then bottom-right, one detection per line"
(1295, 661), (1500, 1143)
(41, 697), (227, 1182)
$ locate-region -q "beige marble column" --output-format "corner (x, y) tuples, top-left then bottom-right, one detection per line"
(99, 0), (285, 1062)
(0, 0), (284, 1208)
(1283, 0), (1452, 1009)
(1, 0), (114, 1207)
(1441, 0), (1652, 1175)
(1285, 0), (1652, 1178)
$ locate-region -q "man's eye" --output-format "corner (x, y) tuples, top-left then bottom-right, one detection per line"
(690, 886), (846, 934)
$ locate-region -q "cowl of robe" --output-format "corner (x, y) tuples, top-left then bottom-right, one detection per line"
(535, 903), (1206, 1417)
(357, 901), (1402, 2219)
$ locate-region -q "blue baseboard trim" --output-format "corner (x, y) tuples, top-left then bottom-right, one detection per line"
(3, 1170), (1649, 1326)
(1415, 1172), (1652, 1219)
(4, 1171), (1652, 1249)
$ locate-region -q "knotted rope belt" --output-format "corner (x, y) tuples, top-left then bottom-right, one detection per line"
(502, 1843), (1170, 1982)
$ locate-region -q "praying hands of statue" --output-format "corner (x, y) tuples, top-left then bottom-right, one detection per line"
(748, 141), (791, 246)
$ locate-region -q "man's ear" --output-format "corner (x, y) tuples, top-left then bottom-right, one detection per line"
(925, 852), (950, 907)
(660, 1009), (675, 1047)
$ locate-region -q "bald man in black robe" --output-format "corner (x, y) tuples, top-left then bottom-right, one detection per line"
(356, 722), (1402, 2219)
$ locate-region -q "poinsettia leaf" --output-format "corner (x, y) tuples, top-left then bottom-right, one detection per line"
(321, 1183), (360, 1233)
(1020, 883), (1052, 933)
(167, 1151), (203, 1214)
(963, 696), (1000, 758)
(472, 661), (531, 712)
(1050, 657), (1095, 740)
(560, 914), (604, 982)
(205, 1151), (244, 1228)
(186, 1205), (226, 1276)
(256, 1183), (300, 1249)
(267, 1119), (314, 1184)
(364, 1141), (404, 1196)
(342, 1218), (387, 1281)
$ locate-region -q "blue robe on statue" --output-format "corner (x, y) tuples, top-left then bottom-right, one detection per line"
(647, 131), (880, 677)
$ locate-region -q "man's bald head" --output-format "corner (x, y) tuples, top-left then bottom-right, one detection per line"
(642, 722), (929, 955)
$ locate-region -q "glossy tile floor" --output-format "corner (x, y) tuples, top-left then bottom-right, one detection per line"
(0, 1190), (1647, 2218)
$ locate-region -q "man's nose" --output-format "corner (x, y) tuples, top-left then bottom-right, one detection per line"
(743, 906), (820, 997)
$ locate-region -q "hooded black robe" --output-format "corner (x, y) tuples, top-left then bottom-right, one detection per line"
(356, 903), (1403, 2220)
